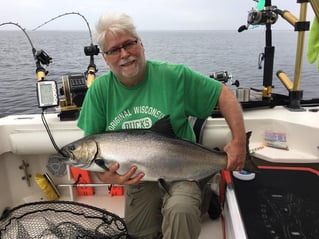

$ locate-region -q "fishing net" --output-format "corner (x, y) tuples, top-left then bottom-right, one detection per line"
(0, 201), (128, 239)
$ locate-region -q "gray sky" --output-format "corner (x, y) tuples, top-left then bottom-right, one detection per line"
(0, 0), (316, 31)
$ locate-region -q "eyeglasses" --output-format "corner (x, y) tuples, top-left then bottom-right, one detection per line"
(104, 39), (139, 56)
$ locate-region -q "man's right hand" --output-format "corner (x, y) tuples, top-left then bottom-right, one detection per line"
(96, 162), (145, 185)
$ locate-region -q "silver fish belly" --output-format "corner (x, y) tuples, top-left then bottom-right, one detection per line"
(61, 129), (227, 182)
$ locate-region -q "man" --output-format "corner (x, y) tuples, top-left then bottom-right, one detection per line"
(77, 12), (246, 239)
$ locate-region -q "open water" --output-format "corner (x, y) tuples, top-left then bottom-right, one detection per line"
(0, 30), (318, 117)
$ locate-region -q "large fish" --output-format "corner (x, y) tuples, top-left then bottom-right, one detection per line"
(60, 116), (253, 183)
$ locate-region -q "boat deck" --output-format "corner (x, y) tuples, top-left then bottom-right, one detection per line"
(1, 105), (319, 238)
(77, 194), (223, 239)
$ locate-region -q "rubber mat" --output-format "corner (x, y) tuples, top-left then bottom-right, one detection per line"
(232, 169), (319, 239)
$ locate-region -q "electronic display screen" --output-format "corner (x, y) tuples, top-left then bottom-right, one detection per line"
(37, 81), (59, 108)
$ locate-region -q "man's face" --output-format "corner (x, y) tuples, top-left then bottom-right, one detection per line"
(103, 33), (146, 86)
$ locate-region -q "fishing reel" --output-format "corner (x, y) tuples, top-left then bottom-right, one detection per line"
(59, 73), (87, 109)
(210, 71), (239, 87)
(84, 44), (99, 57)
(238, 6), (279, 32)
(58, 71), (87, 120)
(58, 44), (99, 121)
(247, 7), (278, 25)
(34, 49), (52, 66)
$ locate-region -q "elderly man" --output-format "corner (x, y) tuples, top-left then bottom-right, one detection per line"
(78, 12), (246, 239)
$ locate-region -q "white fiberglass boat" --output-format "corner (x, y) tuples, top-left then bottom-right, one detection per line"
(1, 1), (319, 238)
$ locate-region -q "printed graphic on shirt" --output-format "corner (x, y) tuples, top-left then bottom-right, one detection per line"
(122, 117), (152, 129)
(107, 105), (166, 130)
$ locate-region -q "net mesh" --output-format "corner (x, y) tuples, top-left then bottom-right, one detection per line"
(0, 201), (128, 239)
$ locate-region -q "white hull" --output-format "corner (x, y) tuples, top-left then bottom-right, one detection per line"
(1, 105), (318, 238)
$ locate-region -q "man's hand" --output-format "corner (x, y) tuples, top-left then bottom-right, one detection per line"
(224, 138), (246, 171)
(96, 162), (145, 185)
(218, 84), (247, 171)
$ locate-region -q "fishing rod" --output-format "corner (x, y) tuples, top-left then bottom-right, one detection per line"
(0, 22), (52, 78)
(238, 0), (312, 109)
(0, 22), (35, 56)
(0, 22), (66, 156)
(32, 11), (99, 86)
(238, 0), (278, 100)
(32, 12), (93, 45)
(1, 14), (100, 160)
(32, 12), (100, 120)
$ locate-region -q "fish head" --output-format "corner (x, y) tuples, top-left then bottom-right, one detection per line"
(61, 139), (98, 165)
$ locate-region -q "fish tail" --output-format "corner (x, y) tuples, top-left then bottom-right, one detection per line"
(243, 131), (259, 172)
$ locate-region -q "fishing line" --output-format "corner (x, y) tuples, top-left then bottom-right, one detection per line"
(41, 110), (66, 157)
(32, 12), (94, 45)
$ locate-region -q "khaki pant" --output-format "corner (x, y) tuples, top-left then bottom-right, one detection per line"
(125, 181), (202, 239)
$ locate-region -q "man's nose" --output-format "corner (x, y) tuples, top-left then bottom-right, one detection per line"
(119, 47), (130, 57)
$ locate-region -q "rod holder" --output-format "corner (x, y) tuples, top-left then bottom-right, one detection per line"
(288, 90), (304, 110)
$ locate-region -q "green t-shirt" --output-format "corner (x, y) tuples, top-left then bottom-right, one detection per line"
(77, 60), (222, 142)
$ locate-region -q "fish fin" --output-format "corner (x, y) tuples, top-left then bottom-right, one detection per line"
(151, 115), (176, 138)
(158, 178), (171, 196)
(243, 156), (259, 173)
(243, 131), (260, 173)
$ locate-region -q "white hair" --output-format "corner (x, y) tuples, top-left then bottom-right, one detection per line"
(95, 12), (140, 52)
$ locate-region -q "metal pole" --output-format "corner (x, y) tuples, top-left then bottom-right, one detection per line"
(293, 2), (308, 91)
